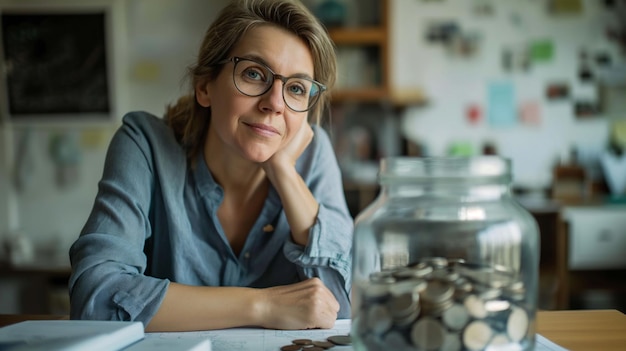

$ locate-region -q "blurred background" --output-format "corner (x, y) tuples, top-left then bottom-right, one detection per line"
(0, 0), (624, 315)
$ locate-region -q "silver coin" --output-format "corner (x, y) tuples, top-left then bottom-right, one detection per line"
(507, 306), (529, 342)
(442, 332), (463, 351)
(392, 267), (420, 280)
(463, 320), (494, 351)
(366, 304), (392, 335)
(327, 335), (351, 346)
(457, 263), (516, 289)
(478, 287), (503, 300)
(387, 292), (417, 319)
(389, 278), (427, 296)
(485, 299), (511, 313)
(383, 331), (412, 351)
(421, 280), (454, 304)
(369, 271), (396, 284)
(411, 317), (446, 351)
(407, 261), (434, 277)
(392, 305), (420, 327)
(423, 257), (449, 268)
(363, 282), (391, 301)
(464, 294), (488, 319)
(447, 257), (467, 266)
(442, 303), (470, 331)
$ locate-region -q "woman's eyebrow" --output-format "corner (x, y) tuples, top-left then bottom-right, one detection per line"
(240, 53), (314, 80)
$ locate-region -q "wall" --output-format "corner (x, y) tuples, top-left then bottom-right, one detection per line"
(0, 0), (227, 262)
(390, 0), (625, 189)
(1, 0), (624, 263)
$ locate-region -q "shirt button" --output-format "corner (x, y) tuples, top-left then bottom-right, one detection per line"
(244, 252), (250, 259)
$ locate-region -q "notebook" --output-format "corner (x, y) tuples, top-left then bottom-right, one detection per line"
(0, 320), (212, 351)
(0, 320), (143, 351)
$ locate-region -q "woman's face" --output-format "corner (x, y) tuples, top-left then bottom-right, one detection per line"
(196, 24), (315, 163)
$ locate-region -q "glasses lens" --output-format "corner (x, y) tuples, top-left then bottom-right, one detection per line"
(283, 78), (321, 112)
(232, 58), (323, 112)
(233, 59), (272, 96)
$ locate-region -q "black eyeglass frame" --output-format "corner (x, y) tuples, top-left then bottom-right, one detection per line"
(216, 56), (327, 113)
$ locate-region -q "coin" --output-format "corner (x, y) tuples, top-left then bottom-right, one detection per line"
(312, 340), (334, 349)
(441, 332), (462, 351)
(355, 257), (531, 351)
(369, 271), (396, 284)
(327, 335), (351, 346)
(364, 282), (391, 302)
(442, 303), (470, 331)
(464, 294), (488, 319)
(388, 278), (427, 296)
(366, 304), (392, 335)
(280, 344), (302, 351)
(407, 261), (433, 277)
(507, 306), (529, 342)
(489, 333), (512, 348)
(463, 320), (493, 351)
(423, 256), (448, 268)
(411, 317), (446, 350)
(292, 339), (312, 345)
(485, 299), (511, 313)
(388, 292), (417, 319)
(383, 330), (412, 350)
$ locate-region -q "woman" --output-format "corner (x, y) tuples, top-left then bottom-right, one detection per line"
(68, 0), (353, 332)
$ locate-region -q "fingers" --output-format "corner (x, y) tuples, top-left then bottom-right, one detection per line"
(261, 278), (339, 330)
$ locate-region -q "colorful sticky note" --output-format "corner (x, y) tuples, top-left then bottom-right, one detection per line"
(520, 101), (541, 126)
(487, 82), (517, 128)
(530, 40), (554, 63)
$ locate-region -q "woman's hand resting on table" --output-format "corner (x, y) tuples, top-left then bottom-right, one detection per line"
(254, 277), (340, 330)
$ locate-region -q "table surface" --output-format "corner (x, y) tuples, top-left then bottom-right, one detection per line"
(1, 309), (625, 350)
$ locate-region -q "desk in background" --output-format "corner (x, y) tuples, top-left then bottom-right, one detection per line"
(1, 310), (625, 351)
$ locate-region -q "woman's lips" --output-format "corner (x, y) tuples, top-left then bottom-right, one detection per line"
(244, 122), (280, 137)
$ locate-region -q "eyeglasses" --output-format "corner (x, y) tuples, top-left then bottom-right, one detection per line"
(217, 56), (326, 112)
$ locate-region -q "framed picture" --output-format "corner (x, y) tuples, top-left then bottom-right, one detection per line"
(0, 5), (114, 123)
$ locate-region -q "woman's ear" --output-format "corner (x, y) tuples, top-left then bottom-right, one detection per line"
(195, 81), (211, 107)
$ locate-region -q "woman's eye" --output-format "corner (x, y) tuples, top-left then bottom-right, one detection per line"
(243, 68), (264, 81)
(287, 82), (307, 96)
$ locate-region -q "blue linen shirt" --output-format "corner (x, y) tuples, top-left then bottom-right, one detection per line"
(68, 111), (354, 325)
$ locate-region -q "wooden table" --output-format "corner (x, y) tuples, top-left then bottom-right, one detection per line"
(537, 309), (626, 350)
(1, 310), (625, 350)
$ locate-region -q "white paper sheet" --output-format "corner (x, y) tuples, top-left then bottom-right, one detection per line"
(145, 319), (569, 351)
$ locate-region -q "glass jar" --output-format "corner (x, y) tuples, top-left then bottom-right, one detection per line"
(351, 157), (539, 351)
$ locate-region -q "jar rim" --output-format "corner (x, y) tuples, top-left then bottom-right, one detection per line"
(378, 156), (511, 184)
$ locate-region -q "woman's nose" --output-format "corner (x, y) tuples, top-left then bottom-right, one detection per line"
(259, 78), (285, 113)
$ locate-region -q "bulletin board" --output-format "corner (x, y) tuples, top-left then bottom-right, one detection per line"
(0, 10), (112, 122)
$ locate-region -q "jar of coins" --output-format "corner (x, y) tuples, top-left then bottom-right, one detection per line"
(351, 157), (539, 351)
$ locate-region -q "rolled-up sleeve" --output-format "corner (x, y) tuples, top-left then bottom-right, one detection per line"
(68, 113), (173, 325)
(283, 125), (354, 318)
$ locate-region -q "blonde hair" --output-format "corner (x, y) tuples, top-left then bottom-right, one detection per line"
(164, 0), (337, 164)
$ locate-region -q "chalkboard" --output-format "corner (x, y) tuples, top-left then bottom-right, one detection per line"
(1, 12), (111, 120)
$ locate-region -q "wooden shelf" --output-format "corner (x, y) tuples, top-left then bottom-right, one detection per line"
(331, 87), (428, 106)
(331, 87), (387, 102)
(328, 27), (386, 44)
(320, 0), (427, 108)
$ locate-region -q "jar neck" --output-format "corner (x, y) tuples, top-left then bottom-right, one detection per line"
(381, 182), (512, 201)
(377, 156), (513, 201)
